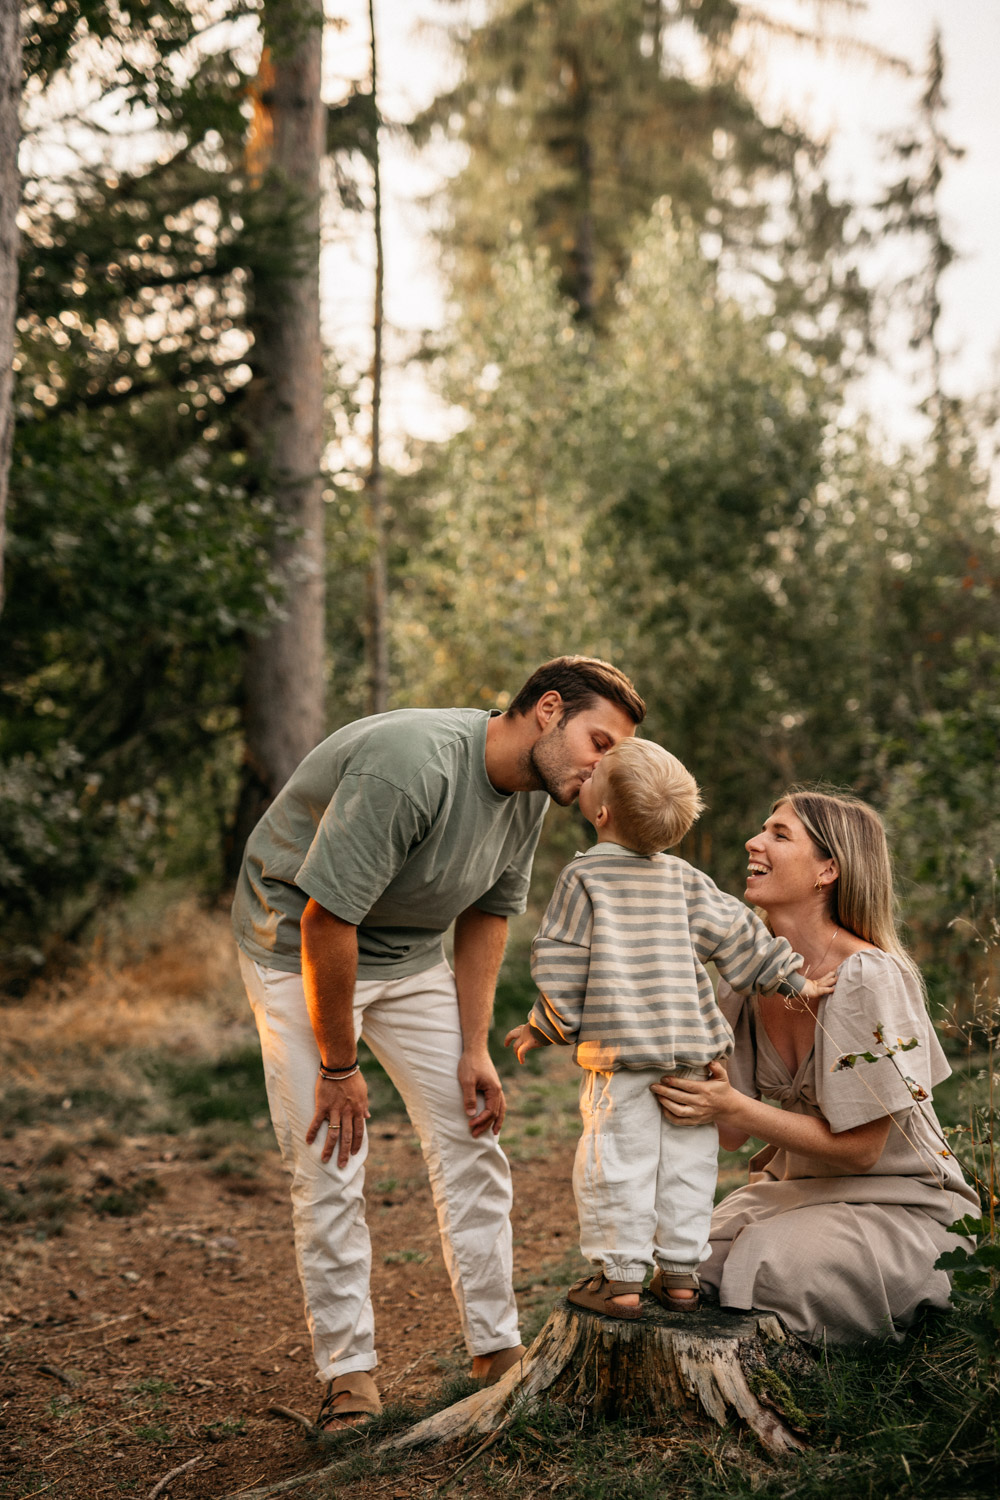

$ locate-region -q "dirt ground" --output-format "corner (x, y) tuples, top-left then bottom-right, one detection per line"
(1, 1118), (587, 1499)
(0, 904), (615, 1500)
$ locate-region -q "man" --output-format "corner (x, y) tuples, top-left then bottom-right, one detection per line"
(231, 656), (644, 1432)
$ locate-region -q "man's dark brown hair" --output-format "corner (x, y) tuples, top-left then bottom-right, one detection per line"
(506, 656), (645, 725)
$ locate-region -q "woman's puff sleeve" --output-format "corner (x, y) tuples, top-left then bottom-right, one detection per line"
(813, 951), (951, 1133)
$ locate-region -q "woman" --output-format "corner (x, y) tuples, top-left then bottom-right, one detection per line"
(652, 789), (978, 1344)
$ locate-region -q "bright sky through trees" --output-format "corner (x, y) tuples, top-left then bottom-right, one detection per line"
(323, 0), (1000, 464)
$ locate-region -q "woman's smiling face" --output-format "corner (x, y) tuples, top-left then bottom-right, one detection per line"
(744, 802), (834, 909)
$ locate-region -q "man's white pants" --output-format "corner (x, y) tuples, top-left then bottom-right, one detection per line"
(239, 953), (520, 1381)
(574, 1067), (719, 1284)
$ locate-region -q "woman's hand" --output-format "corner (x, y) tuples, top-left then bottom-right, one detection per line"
(651, 1059), (735, 1126)
(504, 1022), (546, 1065)
(653, 1058), (892, 1171)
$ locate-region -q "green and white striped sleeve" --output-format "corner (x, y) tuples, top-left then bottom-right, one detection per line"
(708, 904), (805, 997)
(528, 865), (593, 1045)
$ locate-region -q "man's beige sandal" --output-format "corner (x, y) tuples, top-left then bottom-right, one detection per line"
(567, 1272), (645, 1319)
(649, 1268), (701, 1312)
(316, 1371), (382, 1437)
(477, 1343), (527, 1385)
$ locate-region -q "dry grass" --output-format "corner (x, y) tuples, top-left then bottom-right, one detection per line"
(1, 898), (249, 1075)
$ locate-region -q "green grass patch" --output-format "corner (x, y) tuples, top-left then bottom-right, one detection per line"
(132, 1423), (173, 1444)
(147, 1044), (269, 1127)
(0, 1084), (149, 1136)
(201, 1415), (248, 1441)
(450, 1316), (997, 1499)
(0, 1175), (78, 1234)
(91, 1174), (165, 1217)
(209, 1150), (261, 1179)
(130, 1377), (176, 1405)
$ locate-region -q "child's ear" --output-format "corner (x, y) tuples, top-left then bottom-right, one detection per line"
(594, 804), (610, 828)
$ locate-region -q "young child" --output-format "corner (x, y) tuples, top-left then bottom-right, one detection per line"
(505, 738), (836, 1317)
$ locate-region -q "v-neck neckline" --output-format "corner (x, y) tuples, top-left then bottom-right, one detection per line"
(754, 998), (816, 1086)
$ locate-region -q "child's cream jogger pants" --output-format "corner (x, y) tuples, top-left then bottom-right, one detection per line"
(574, 1065), (719, 1284)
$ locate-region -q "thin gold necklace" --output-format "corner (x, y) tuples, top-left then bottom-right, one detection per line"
(804, 925), (840, 978)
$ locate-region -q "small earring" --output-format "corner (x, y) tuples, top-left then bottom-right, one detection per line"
(814, 878), (824, 891)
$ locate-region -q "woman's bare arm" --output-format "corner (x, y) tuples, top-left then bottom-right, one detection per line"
(652, 1061), (891, 1173)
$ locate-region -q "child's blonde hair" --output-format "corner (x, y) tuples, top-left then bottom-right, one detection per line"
(601, 739), (704, 856)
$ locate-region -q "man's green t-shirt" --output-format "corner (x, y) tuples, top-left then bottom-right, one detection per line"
(232, 708), (549, 978)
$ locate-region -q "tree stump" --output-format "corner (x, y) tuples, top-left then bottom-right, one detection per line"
(216, 1299), (812, 1498)
(387, 1296), (810, 1458)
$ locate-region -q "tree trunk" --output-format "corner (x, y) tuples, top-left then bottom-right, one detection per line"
(0, 0), (22, 615)
(566, 48), (595, 322)
(230, 1), (327, 866)
(365, 0), (389, 716)
(388, 1299), (809, 1458)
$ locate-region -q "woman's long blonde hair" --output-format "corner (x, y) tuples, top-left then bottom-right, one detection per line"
(776, 787), (922, 986)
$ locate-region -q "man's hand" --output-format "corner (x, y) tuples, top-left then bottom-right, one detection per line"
(504, 1022), (546, 1065)
(306, 1070), (370, 1169)
(458, 1048), (506, 1137)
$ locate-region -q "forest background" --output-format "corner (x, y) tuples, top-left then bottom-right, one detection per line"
(2, 0), (997, 995)
(0, 1), (998, 1494)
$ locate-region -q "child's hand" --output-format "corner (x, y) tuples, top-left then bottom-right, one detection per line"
(800, 970), (838, 1002)
(504, 1023), (545, 1065)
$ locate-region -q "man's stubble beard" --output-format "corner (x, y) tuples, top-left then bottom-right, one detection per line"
(526, 725), (577, 807)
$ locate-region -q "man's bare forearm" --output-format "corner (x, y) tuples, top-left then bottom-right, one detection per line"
(453, 906), (508, 1049)
(301, 898), (370, 1166)
(453, 906), (508, 1135)
(301, 898), (360, 1065)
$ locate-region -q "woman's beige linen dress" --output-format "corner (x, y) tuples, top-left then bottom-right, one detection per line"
(701, 950), (979, 1343)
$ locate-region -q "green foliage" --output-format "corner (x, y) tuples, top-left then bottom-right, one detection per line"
(585, 215), (832, 877)
(403, 197), (999, 958)
(1, 411), (281, 970)
(937, 1214), (1000, 1352)
(7, 4), (379, 973)
(3, 2), (294, 974)
(421, 0), (865, 353)
(882, 635), (1000, 982)
(831, 1032), (920, 1077)
(389, 245), (606, 710)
